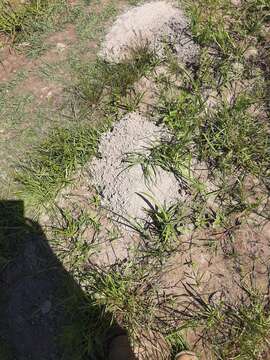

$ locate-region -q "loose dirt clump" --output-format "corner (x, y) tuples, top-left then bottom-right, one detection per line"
(89, 112), (182, 223)
(100, 1), (198, 63)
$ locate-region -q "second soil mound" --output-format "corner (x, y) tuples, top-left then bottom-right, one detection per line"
(89, 113), (182, 222)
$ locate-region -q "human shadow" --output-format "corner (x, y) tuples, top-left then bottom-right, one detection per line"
(0, 200), (133, 360)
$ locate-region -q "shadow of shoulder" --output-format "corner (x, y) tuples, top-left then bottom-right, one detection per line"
(0, 200), (116, 360)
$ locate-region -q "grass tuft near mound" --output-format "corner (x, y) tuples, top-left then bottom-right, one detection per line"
(15, 125), (101, 211)
(0, 0), (49, 35)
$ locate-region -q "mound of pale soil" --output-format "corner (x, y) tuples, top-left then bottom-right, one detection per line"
(100, 1), (198, 63)
(89, 113), (182, 223)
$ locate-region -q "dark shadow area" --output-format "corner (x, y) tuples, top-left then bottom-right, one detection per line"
(0, 200), (134, 360)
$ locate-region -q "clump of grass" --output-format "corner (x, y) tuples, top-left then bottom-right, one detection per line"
(54, 208), (101, 241)
(51, 207), (101, 271)
(156, 64), (269, 180)
(139, 194), (181, 248)
(14, 125), (101, 210)
(187, 0), (269, 56)
(62, 259), (194, 360)
(124, 144), (166, 182)
(122, 193), (197, 263)
(0, 0), (49, 36)
(90, 264), (155, 332)
(180, 283), (270, 360)
(0, 0), (74, 56)
(197, 96), (270, 177)
(59, 276), (113, 360)
(187, 0), (237, 55)
(165, 329), (189, 358)
(60, 256), (186, 359)
(124, 139), (197, 190)
(73, 44), (159, 110)
(84, 261), (164, 339)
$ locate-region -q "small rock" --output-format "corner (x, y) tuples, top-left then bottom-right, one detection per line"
(56, 42), (66, 52)
(232, 62), (244, 74)
(175, 351), (198, 360)
(41, 300), (51, 315)
(244, 47), (258, 60)
(46, 90), (53, 99)
(260, 25), (270, 42)
(203, 89), (219, 110)
(16, 315), (25, 325)
(18, 42), (30, 48)
(230, 0), (241, 6)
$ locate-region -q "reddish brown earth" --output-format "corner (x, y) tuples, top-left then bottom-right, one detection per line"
(0, 24), (77, 84)
(0, 46), (28, 83)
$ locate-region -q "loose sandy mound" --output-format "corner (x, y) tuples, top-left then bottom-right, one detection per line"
(100, 1), (198, 63)
(89, 113), (182, 223)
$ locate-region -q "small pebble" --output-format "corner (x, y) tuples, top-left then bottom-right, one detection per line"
(244, 47), (258, 60)
(260, 25), (270, 42)
(232, 62), (244, 74)
(231, 0), (241, 6)
(41, 300), (51, 315)
(56, 43), (66, 52)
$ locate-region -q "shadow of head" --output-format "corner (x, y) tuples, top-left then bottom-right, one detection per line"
(0, 200), (132, 360)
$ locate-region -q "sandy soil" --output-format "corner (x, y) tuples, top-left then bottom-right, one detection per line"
(100, 1), (198, 63)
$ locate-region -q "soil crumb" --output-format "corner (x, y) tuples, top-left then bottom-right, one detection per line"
(100, 1), (198, 63)
(89, 113), (182, 223)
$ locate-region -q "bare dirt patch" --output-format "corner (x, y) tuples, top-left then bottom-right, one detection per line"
(15, 75), (63, 105)
(0, 46), (28, 83)
(45, 24), (77, 48)
(0, 24), (77, 84)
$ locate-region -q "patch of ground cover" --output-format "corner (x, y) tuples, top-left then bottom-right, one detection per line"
(46, 37), (268, 360)
(0, 0), (75, 49)
(0, 0), (138, 199)
(131, 0), (270, 357)
(152, 0), (270, 220)
(48, 184), (270, 359)
(0, 0), (50, 37)
(81, 48), (156, 114)
(58, 1), (270, 359)
(14, 42), (160, 214)
(41, 175), (173, 359)
(14, 125), (102, 211)
(3, 0), (270, 359)
(18, 7), (206, 355)
(0, 1), (163, 359)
